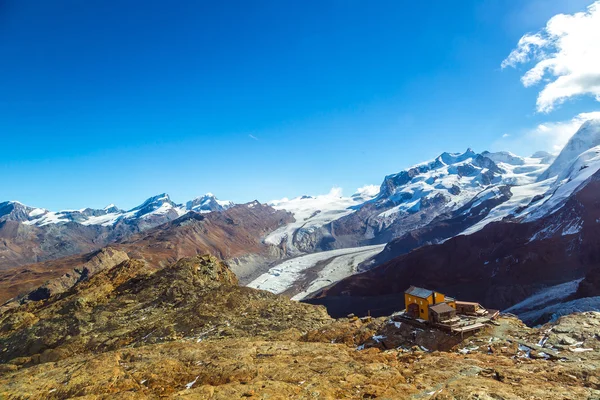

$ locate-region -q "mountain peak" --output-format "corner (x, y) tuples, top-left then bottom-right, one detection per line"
(437, 148), (477, 165)
(186, 193), (234, 213)
(132, 193), (173, 210)
(540, 119), (600, 181)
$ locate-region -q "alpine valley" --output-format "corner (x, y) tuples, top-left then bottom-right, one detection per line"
(2, 120), (600, 399)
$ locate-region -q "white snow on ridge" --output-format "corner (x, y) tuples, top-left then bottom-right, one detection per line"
(523, 145), (600, 222)
(518, 296), (600, 325)
(539, 119), (600, 181)
(79, 212), (124, 227)
(266, 187), (378, 250)
(461, 178), (555, 235)
(23, 212), (70, 226)
(504, 279), (583, 314)
(247, 244), (385, 297)
(28, 208), (47, 217)
(17, 192), (231, 227)
(493, 153), (552, 186)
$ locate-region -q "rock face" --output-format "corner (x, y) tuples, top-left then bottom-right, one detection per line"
(0, 248), (130, 307)
(368, 185), (513, 267)
(0, 252), (598, 399)
(6, 248), (129, 306)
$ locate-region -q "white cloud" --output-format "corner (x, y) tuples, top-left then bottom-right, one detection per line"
(248, 134), (259, 141)
(502, 1), (600, 112)
(355, 184), (380, 198)
(496, 111), (600, 154)
(325, 187), (344, 198)
(502, 133), (511, 138)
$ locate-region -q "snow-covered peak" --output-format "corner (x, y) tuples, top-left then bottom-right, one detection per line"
(377, 149), (504, 208)
(103, 204), (121, 213)
(436, 148), (477, 166)
(522, 144), (600, 222)
(130, 193), (172, 210)
(0, 200), (38, 222)
(186, 193), (234, 213)
(540, 119), (600, 181)
(266, 187), (372, 252)
(122, 193), (188, 220)
(482, 151), (525, 166)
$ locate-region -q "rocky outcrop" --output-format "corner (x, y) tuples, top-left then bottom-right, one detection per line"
(0, 248), (130, 306)
(9, 247), (129, 305)
(0, 254), (331, 366)
(574, 265), (600, 299)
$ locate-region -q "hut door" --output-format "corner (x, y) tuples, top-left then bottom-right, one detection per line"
(407, 303), (419, 318)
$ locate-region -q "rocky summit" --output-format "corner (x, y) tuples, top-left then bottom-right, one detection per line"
(1, 254), (599, 399)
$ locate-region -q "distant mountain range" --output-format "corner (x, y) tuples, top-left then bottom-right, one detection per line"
(2, 119), (600, 324)
(0, 192), (234, 227)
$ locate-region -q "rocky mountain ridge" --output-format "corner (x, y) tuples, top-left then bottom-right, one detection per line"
(0, 192), (233, 227)
(0, 193), (237, 272)
(0, 202), (294, 304)
(265, 147), (555, 256)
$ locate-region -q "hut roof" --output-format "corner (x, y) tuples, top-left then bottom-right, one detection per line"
(405, 286), (434, 299)
(429, 303), (455, 314)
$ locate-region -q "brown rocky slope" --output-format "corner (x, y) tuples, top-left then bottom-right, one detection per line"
(0, 254), (599, 399)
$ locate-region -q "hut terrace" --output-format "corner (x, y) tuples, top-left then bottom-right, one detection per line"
(402, 286), (498, 333)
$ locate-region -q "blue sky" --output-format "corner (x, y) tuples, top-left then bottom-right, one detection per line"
(1, 0), (599, 210)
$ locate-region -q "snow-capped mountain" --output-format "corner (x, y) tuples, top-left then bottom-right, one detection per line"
(311, 119), (600, 323)
(186, 193), (234, 213)
(0, 192), (234, 228)
(265, 187), (379, 254)
(539, 120), (600, 181)
(461, 119), (600, 234)
(265, 147), (554, 255)
(372, 148), (550, 218)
